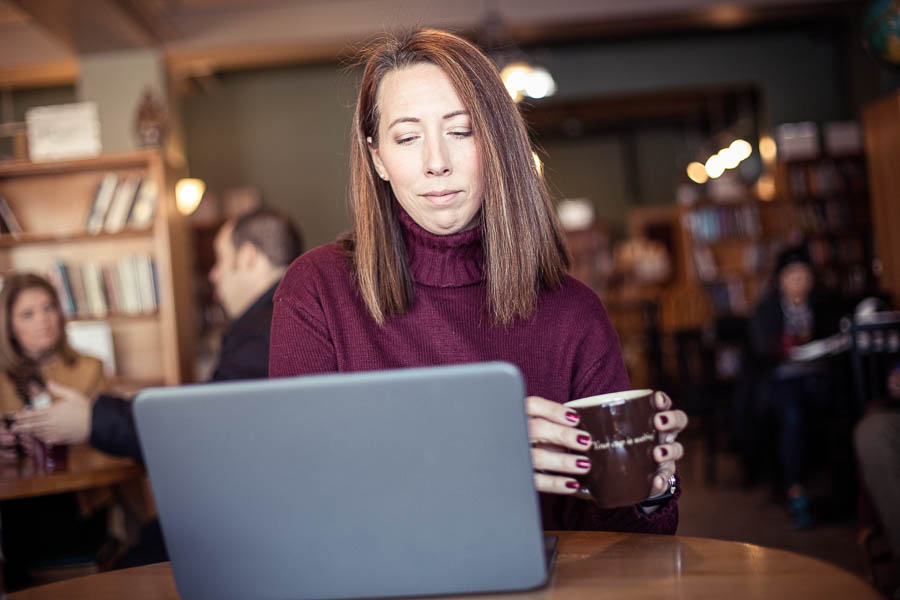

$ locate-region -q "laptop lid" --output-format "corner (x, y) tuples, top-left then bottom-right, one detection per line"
(134, 362), (547, 600)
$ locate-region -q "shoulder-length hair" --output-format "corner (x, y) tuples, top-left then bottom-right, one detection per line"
(349, 28), (569, 325)
(0, 272), (76, 379)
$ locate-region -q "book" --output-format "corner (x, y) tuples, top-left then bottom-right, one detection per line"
(86, 173), (118, 234)
(47, 262), (76, 316)
(67, 263), (89, 317)
(0, 194), (23, 235)
(116, 257), (140, 315)
(127, 178), (158, 229)
(101, 264), (121, 315)
(134, 255), (157, 313)
(81, 261), (109, 318)
(104, 176), (139, 233)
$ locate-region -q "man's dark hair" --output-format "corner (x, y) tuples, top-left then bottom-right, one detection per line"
(231, 206), (303, 268)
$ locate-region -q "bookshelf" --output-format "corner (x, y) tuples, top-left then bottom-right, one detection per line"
(0, 150), (195, 387)
(679, 198), (780, 317)
(772, 154), (874, 300)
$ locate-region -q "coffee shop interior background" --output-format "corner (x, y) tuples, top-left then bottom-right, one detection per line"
(1, 0), (900, 594)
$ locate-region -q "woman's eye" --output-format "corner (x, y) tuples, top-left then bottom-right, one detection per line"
(395, 135), (417, 145)
(450, 130), (472, 138)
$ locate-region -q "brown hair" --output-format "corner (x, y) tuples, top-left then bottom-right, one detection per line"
(231, 206), (304, 268)
(0, 273), (75, 399)
(349, 28), (569, 325)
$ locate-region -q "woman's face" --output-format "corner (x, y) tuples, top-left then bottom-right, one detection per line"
(10, 287), (61, 360)
(369, 63), (484, 236)
(779, 263), (813, 305)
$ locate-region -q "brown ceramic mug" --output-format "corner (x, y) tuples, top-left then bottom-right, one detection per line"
(563, 389), (659, 508)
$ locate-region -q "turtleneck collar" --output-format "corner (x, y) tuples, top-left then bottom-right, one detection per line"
(397, 206), (484, 288)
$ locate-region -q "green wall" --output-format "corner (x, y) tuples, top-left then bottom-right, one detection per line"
(180, 24), (898, 245)
(183, 64), (360, 249)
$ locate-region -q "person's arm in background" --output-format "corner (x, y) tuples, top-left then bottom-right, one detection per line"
(211, 329), (271, 382)
(13, 381), (144, 463)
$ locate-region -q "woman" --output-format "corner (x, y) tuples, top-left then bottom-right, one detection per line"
(747, 246), (840, 528)
(0, 273), (106, 419)
(0, 272), (109, 589)
(270, 28), (687, 531)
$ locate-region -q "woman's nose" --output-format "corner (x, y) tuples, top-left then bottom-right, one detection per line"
(424, 139), (451, 176)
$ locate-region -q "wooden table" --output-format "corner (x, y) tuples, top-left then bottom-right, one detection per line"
(0, 444), (143, 501)
(8, 531), (880, 599)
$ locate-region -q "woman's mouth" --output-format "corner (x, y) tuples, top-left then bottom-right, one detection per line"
(422, 190), (461, 204)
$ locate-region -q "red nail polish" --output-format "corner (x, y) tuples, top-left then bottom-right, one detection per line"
(577, 435), (591, 446)
(576, 459), (590, 469)
(566, 480), (580, 489)
(659, 415), (669, 425)
(659, 447), (669, 457)
(565, 411), (579, 423)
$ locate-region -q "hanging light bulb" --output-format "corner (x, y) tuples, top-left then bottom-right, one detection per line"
(705, 154), (726, 179)
(686, 162), (709, 184)
(759, 135), (777, 163)
(730, 139), (753, 161)
(175, 178), (205, 215)
(524, 67), (557, 99)
(500, 62), (557, 103)
(500, 62), (531, 102)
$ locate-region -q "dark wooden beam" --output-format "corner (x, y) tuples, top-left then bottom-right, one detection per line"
(7, 0), (172, 54)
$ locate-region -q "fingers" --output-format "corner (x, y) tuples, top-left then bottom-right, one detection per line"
(11, 410), (46, 433)
(648, 467), (676, 498)
(533, 472), (581, 495)
(653, 441), (684, 463)
(525, 396), (580, 427)
(531, 447), (591, 476)
(528, 417), (591, 452)
(526, 396), (591, 453)
(654, 409), (688, 441)
(652, 391), (672, 411)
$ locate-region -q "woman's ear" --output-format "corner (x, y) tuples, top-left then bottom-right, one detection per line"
(367, 136), (388, 181)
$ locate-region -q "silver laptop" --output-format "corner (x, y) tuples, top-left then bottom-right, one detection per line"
(134, 362), (549, 600)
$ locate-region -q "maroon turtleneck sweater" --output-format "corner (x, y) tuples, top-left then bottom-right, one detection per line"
(270, 209), (678, 533)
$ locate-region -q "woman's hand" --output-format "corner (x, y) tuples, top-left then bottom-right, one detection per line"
(12, 381), (93, 446)
(1, 420), (18, 460)
(526, 396), (592, 494)
(647, 391), (688, 499)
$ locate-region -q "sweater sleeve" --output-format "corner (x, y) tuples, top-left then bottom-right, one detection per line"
(269, 253), (340, 378)
(545, 288), (679, 534)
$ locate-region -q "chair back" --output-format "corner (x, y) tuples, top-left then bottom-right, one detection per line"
(849, 312), (900, 411)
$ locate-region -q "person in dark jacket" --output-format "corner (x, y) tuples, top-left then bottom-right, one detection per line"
(746, 245), (840, 528)
(11, 205), (302, 566)
(15, 206), (302, 457)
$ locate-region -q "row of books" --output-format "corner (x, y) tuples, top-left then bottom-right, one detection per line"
(85, 173), (158, 234)
(46, 255), (159, 319)
(684, 205), (762, 242)
(704, 278), (749, 316)
(692, 243), (767, 282)
(792, 200), (855, 234)
(808, 238), (865, 268)
(784, 159), (867, 200)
